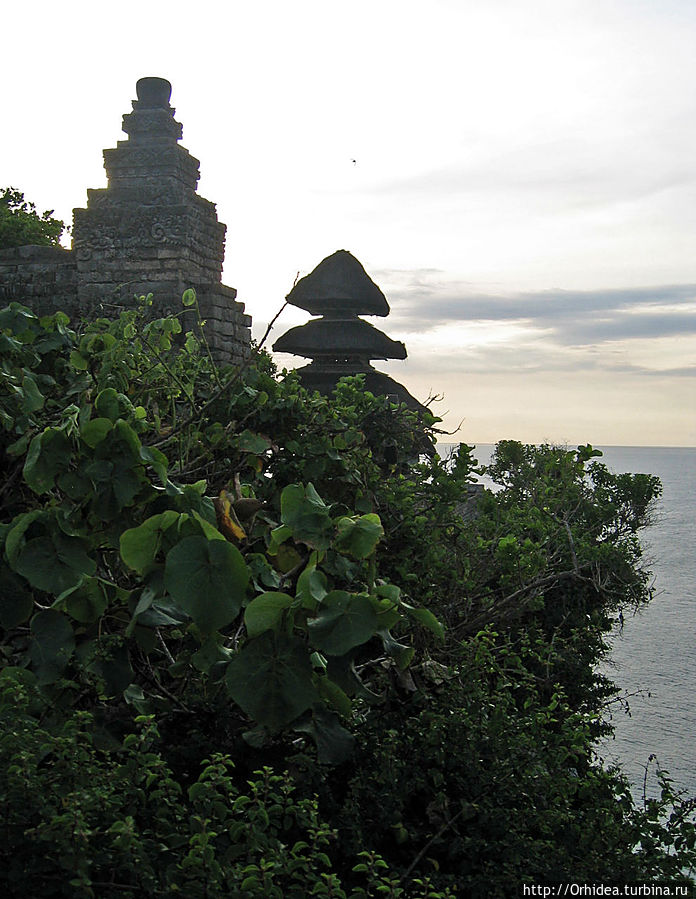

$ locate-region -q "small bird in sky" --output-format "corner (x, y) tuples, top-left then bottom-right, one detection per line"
(351, 158), (357, 165)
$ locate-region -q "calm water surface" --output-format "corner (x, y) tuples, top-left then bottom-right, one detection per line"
(596, 446), (696, 799)
(443, 443), (696, 799)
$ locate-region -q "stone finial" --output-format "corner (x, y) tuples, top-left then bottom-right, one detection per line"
(135, 77), (173, 108)
(121, 77), (182, 145)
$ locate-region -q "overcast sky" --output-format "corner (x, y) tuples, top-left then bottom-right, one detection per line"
(3, 0), (695, 446)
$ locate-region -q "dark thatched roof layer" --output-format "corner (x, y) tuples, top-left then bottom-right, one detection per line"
(272, 317), (406, 360)
(286, 250), (389, 316)
(293, 363), (429, 415)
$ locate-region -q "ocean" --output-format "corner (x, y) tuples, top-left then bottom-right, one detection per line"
(440, 442), (696, 800)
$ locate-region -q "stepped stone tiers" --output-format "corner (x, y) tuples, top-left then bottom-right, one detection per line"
(273, 250), (427, 413)
(0, 77), (251, 364)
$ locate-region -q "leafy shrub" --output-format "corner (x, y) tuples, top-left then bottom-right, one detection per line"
(0, 669), (454, 897)
(0, 297), (442, 771)
(1, 294), (694, 894)
(0, 187), (66, 249)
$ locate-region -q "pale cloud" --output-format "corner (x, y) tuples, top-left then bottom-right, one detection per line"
(379, 276), (696, 348)
(2, 0), (695, 444)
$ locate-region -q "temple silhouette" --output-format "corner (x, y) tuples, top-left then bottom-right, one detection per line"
(274, 250), (427, 412)
(1, 79), (425, 410)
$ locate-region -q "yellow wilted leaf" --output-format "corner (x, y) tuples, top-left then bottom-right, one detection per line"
(214, 489), (246, 542)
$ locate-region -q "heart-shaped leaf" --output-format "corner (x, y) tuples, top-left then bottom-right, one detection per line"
(164, 535), (248, 632)
(226, 632), (318, 729)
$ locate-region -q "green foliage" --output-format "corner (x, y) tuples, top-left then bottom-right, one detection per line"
(328, 631), (696, 896)
(164, 535), (248, 632)
(0, 187), (66, 249)
(0, 672), (454, 898)
(1, 294), (694, 894)
(0, 296), (436, 763)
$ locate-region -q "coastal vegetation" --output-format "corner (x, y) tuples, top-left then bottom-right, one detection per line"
(0, 187), (66, 250)
(1, 294), (694, 897)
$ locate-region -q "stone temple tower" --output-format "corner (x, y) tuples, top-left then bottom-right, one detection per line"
(273, 250), (427, 412)
(71, 77), (250, 362)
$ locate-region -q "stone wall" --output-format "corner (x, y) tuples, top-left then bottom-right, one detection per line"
(0, 78), (251, 364)
(0, 245), (79, 319)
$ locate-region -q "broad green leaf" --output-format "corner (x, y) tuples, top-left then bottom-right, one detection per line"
(5, 509), (45, 568)
(131, 598), (188, 631)
(0, 302), (36, 333)
(0, 564), (34, 628)
(267, 524), (292, 556)
(191, 510), (226, 542)
(58, 577), (108, 624)
(95, 388), (121, 422)
(164, 535), (248, 632)
(246, 553), (281, 590)
(375, 583), (401, 603)
(369, 595), (401, 630)
(139, 445), (168, 484)
(308, 591), (379, 656)
(29, 609), (75, 684)
(0, 333), (20, 354)
(111, 419), (142, 457)
(123, 684), (150, 714)
(84, 459), (114, 483)
(69, 349), (89, 370)
(21, 374), (45, 412)
(191, 635), (232, 673)
(182, 288), (197, 306)
(379, 629), (415, 671)
(80, 417), (113, 448)
(55, 532), (96, 577)
(120, 512), (181, 574)
(16, 533), (95, 596)
(23, 427), (71, 494)
(405, 605), (445, 641)
(111, 465), (143, 511)
(280, 483), (334, 550)
(225, 632), (318, 729)
(316, 676), (353, 718)
(335, 513), (384, 559)
(274, 543), (303, 574)
(130, 586), (157, 619)
(237, 429), (272, 454)
(171, 484), (216, 525)
(371, 583), (402, 629)
(244, 591), (293, 638)
(293, 706), (355, 765)
(5, 431), (32, 458)
(241, 724), (269, 749)
(296, 557), (328, 609)
(57, 470), (91, 500)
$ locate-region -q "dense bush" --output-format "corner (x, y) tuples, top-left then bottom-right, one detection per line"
(0, 187), (66, 249)
(0, 295), (694, 896)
